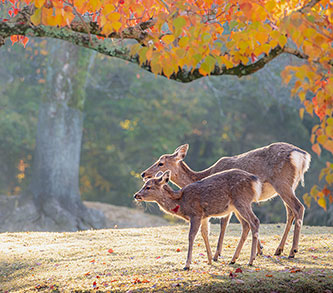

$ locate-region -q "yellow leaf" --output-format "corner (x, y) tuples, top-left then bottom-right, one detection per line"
(35, 0), (45, 8)
(317, 197), (327, 211)
(303, 193), (312, 208)
(162, 35), (175, 45)
(108, 12), (121, 22)
(219, 56), (233, 69)
(30, 8), (41, 26)
(323, 140), (333, 154)
(102, 23), (113, 35)
(112, 21), (122, 32)
(104, 3), (115, 14)
(299, 108), (304, 120)
(179, 36), (189, 48)
(312, 143), (321, 156)
(256, 32), (268, 45)
(266, 0), (276, 12)
(130, 43), (142, 56)
(317, 134), (327, 145)
(278, 35), (287, 47)
(173, 16), (186, 30)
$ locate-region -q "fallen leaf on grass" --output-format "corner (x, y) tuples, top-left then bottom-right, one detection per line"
(235, 268), (243, 273)
(233, 279), (245, 284)
(229, 271), (237, 279)
(265, 274), (273, 277)
(132, 277), (150, 284)
(108, 249), (114, 253)
(176, 248), (181, 252)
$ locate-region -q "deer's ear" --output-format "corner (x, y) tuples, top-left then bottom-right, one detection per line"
(174, 144), (189, 160)
(159, 170), (171, 185)
(155, 171), (163, 178)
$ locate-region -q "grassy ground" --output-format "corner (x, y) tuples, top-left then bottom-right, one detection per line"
(1, 224), (333, 292)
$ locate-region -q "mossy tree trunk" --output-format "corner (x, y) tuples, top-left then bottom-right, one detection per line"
(11, 41), (105, 231)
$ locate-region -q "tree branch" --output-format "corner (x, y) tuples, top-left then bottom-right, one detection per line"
(0, 0), (328, 83)
(0, 18), (289, 82)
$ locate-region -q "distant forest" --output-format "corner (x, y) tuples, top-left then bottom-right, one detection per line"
(0, 39), (332, 226)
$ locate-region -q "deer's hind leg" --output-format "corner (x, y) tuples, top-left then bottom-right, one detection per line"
(213, 213), (231, 261)
(274, 204), (295, 256)
(233, 203), (260, 266)
(272, 184), (304, 259)
(201, 218), (213, 264)
(230, 212), (250, 264)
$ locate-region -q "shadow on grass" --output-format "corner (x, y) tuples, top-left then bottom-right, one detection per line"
(111, 267), (333, 293)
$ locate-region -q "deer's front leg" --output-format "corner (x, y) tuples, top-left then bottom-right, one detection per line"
(184, 217), (201, 270)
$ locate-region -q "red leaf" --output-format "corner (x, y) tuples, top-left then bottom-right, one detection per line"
(235, 268), (243, 273)
(176, 248), (181, 252)
(108, 249), (114, 253)
(265, 274), (273, 277)
(21, 36), (29, 48)
(229, 271), (236, 279)
(10, 35), (18, 45)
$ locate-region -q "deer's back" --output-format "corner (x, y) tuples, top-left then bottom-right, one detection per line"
(211, 142), (306, 184)
(180, 169), (259, 218)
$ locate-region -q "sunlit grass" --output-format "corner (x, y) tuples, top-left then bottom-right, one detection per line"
(1, 224), (332, 292)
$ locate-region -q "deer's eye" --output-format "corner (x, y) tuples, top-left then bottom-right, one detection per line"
(158, 162), (164, 166)
(145, 186), (151, 190)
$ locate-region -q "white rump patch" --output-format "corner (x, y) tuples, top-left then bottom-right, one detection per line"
(290, 151), (311, 189)
(252, 179), (262, 202)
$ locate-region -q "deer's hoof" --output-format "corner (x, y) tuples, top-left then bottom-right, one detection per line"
(183, 266), (190, 271)
(288, 254), (295, 259)
(274, 248), (283, 256)
(213, 256), (219, 262)
(229, 261), (235, 265)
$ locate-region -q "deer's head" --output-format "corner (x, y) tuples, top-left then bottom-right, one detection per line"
(140, 144), (189, 181)
(134, 170), (171, 202)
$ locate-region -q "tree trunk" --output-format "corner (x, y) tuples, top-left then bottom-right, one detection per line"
(1, 41), (105, 232)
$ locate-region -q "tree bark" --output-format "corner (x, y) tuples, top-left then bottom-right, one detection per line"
(3, 41), (106, 232)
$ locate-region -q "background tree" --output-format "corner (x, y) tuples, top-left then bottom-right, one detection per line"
(0, 37), (105, 231)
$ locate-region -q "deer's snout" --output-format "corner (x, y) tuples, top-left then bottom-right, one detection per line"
(134, 193), (142, 201)
(141, 172), (146, 178)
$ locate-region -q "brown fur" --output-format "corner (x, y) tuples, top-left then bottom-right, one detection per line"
(134, 169), (261, 269)
(141, 142), (311, 259)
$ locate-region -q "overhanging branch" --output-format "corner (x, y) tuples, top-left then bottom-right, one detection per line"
(0, 20), (291, 82)
(0, 0), (328, 83)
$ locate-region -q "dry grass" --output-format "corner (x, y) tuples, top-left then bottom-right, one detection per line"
(1, 224), (333, 292)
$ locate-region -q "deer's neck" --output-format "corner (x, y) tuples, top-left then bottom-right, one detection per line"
(172, 161), (213, 187)
(156, 187), (182, 213)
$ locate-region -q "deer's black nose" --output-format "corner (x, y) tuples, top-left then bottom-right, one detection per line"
(134, 193), (142, 200)
(141, 172), (146, 178)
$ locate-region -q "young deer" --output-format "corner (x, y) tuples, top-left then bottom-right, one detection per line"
(141, 142), (311, 259)
(134, 169), (261, 270)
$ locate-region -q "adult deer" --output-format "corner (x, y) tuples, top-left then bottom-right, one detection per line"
(134, 169), (261, 269)
(141, 142), (311, 259)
